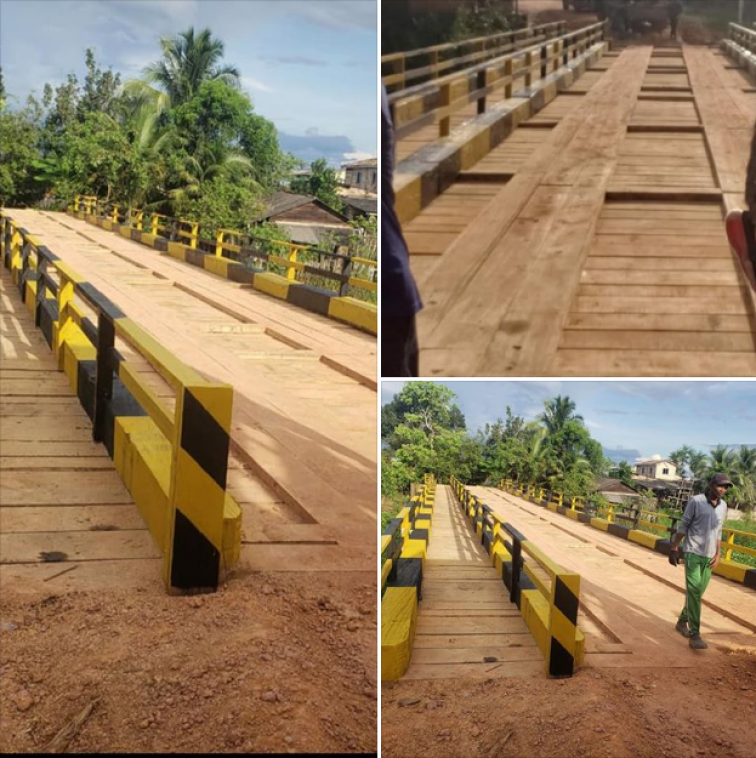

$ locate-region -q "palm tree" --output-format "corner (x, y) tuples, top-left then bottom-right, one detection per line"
(538, 395), (583, 436)
(732, 446), (756, 512)
(689, 450), (709, 482)
(144, 27), (240, 107)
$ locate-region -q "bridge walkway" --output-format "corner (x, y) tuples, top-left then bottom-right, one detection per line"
(2, 209), (377, 584)
(404, 44), (756, 376)
(470, 486), (756, 669)
(0, 267), (163, 590)
(403, 485), (543, 680)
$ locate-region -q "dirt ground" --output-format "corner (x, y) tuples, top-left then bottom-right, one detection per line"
(381, 646), (756, 758)
(0, 570), (376, 753)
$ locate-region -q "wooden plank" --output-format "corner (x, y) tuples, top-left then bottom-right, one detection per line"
(565, 313), (756, 332)
(0, 531), (159, 563)
(401, 660), (545, 680)
(1, 504), (146, 532)
(0, 417), (96, 442)
(0, 457), (114, 470)
(0, 441), (108, 458)
(410, 646), (542, 665)
(0, 471), (133, 506)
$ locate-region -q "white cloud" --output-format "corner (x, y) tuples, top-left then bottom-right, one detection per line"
(240, 76), (274, 94)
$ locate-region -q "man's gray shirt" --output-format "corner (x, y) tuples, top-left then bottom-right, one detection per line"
(677, 494), (727, 559)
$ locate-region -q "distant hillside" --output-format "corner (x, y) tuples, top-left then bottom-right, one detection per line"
(603, 448), (642, 464)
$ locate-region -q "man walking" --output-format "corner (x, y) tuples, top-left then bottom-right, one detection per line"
(669, 473), (731, 649)
(668, 1), (683, 41)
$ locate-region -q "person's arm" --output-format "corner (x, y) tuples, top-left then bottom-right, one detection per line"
(709, 542), (721, 570)
(671, 497), (695, 553)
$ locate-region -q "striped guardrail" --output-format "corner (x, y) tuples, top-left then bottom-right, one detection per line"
(382, 21), (567, 93)
(722, 23), (756, 78)
(500, 479), (756, 589)
(69, 196), (377, 335)
(451, 476), (584, 678)
(381, 474), (436, 681)
(1, 211), (242, 593)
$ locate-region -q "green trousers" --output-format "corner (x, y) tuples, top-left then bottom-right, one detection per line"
(678, 552), (712, 636)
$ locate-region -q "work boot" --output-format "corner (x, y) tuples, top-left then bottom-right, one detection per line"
(675, 619), (690, 638)
(689, 634), (708, 650)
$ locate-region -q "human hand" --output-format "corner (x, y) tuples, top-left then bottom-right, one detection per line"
(708, 554), (720, 570)
(668, 549), (680, 567)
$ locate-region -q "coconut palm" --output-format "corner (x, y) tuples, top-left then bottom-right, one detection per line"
(144, 27), (240, 107)
(538, 395), (583, 436)
(732, 446), (756, 511)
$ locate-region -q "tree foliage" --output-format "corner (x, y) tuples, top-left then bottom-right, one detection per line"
(0, 30), (294, 232)
(289, 158), (344, 211)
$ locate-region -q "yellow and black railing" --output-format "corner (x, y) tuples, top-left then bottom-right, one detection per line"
(69, 196), (377, 335)
(381, 474), (436, 681)
(381, 21), (567, 93)
(722, 22), (756, 78)
(499, 479), (756, 589)
(451, 476), (584, 678)
(2, 211), (242, 594)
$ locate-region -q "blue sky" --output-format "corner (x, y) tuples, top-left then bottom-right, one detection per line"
(0, 0), (377, 166)
(381, 381), (756, 460)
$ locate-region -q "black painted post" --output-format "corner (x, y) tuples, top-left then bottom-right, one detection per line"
(340, 256), (353, 297)
(541, 44), (547, 80)
(477, 69), (487, 115)
(510, 532), (521, 605)
(93, 312), (115, 443)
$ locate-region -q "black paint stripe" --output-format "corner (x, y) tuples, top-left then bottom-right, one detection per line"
(549, 636), (574, 678)
(744, 570), (756, 590)
(77, 282), (126, 321)
(553, 576), (579, 624)
(170, 508), (220, 591)
(180, 389), (230, 490)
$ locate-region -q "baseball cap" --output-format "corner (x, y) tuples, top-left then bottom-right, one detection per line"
(710, 473), (733, 488)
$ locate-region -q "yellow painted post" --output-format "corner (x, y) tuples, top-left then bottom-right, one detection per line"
(190, 222), (199, 249)
(111, 205), (118, 223)
(525, 51), (533, 88)
(429, 50), (439, 79)
(73, 196), (80, 212)
(10, 226), (22, 285)
(557, 492), (563, 508)
(151, 214), (160, 236)
(395, 56), (406, 90)
(287, 244), (298, 281)
(55, 274), (76, 366)
(724, 531), (735, 562)
(607, 504), (614, 524)
(216, 230), (224, 257)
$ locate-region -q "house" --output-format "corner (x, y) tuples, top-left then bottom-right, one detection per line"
(342, 158), (377, 192)
(338, 193), (378, 220)
(593, 478), (640, 506)
(633, 457), (679, 481)
(253, 191), (352, 247)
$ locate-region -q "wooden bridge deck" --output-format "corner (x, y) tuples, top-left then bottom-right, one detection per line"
(1, 209), (377, 591)
(403, 485), (543, 680)
(469, 486), (756, 668)
(403, 44), (756, 376)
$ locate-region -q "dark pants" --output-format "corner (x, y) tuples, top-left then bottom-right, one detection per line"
(382, 314), (419, 377)
(671, 17), (679, 39)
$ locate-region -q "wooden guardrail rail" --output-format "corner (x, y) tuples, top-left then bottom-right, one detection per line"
(499, 479), (756, 589)
(381, 474), (436, 681)
(70, 195), (377, 334)
(388, 20), (608, 141)
(1, 211), (242, 594)
(451, 476), (584, 678)
(382, 21), (566, 93)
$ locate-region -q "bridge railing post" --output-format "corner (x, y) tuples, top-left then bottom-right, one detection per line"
(476, 69), (487, 115)
(439, 82), (451, 138)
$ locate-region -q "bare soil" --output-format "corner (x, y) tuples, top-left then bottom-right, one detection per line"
(0, 570), (376, 753)
(381, 646), (756, 758)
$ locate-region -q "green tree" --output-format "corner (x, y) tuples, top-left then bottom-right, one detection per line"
(0, 106), (43, 206)
(290, 158), (344, 211)
(144, 27), (240, 107)
(0, 66), (6, 110)
(78, 48), (121, 119)
(669, 444), (696, 477)
(538, 395), (583, 436)
(617, 461), (634, 487)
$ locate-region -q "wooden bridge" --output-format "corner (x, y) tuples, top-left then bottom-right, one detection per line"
(0, 207), (377, 594)
(386, 22), (756, 376)
(383, 482), (756, 682)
